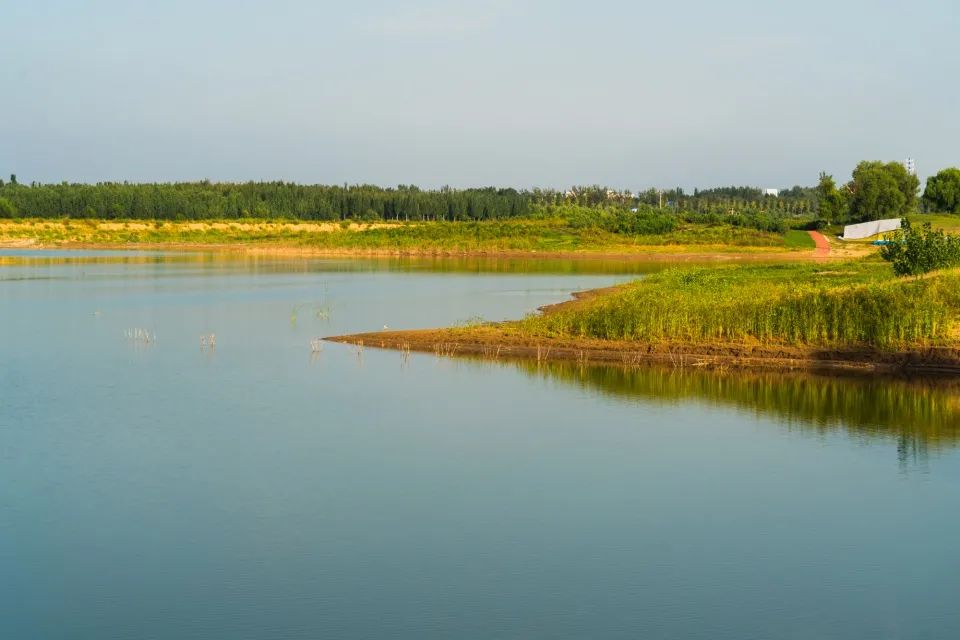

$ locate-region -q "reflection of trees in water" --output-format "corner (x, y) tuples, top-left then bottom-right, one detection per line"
(512, 360), (960, 459)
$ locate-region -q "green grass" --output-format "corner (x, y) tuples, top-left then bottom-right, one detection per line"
(784, 229), (816, 249)
(521, 260), (960, 349)
(0, 218), (797, 253)
(909, 213), (960, 233)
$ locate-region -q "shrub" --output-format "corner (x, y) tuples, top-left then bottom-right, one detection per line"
(0, 197), (18, 218)
(558, 204), (677, 235)
(880, 219), (960, 276)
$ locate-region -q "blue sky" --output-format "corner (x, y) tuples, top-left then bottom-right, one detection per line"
(1, 0), (957, 189)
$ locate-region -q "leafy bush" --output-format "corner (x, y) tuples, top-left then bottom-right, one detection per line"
(0, 197), (17, 218)
(680, 210), (787, 233)
(557, 204), (677, 235)
(880, 219), (960, 276)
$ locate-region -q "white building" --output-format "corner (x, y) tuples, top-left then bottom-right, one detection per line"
(841, 218), (902, 240)
(763, 188), (779, 197)
(904, 157), (916, 176)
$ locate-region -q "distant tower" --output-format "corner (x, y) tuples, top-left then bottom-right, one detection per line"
(904, 157), (917, 176)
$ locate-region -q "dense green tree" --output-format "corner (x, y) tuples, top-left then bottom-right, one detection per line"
(0, 196), (16, 218)
(922, 168), (960, 213)
(848, 161), (918, 221)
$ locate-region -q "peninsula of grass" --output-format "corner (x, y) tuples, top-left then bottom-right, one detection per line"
(328, 260), (960, 374)
(0, 217), (818, 257)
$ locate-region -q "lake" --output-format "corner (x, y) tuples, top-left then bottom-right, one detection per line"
(2, 250), (959, 640)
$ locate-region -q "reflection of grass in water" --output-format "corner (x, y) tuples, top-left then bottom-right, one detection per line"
(514, 359), (960, 450)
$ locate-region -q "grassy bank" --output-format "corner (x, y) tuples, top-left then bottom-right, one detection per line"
(328, 259), (960, 373)
(0, 218), (813, 255)
(523, 261), (960, 349)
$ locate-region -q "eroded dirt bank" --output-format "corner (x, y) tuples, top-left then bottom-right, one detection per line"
(326, 326), (960, 374)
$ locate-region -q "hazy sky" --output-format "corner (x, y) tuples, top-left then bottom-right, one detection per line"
(2, 0), (957, 189)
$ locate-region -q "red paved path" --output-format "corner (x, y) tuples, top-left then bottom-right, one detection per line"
(808, 230), (830, 257)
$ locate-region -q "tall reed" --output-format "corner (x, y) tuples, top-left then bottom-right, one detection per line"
(523, 263), (960, 349)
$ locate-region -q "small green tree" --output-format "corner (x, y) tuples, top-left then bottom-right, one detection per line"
(816, 172), (847, 222)
(922, 168), (960, 213)
(880, 219), (960, 276)
(0, 197), (16, 218)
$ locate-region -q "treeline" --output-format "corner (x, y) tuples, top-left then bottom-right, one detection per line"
(0, 176), (819, 223)
(0, 180), (531, 221)
(540, 184), (817, 216)
(6, 166), (955, 226)
(816, 161), (960, 223)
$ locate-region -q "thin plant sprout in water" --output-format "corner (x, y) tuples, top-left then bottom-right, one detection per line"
(290, 302), (333, 326)
(290, 284), (333, 326)
(124, 328), (156, 345)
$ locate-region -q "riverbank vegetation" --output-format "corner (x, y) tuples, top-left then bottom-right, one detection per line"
(522, 260), (960, 349)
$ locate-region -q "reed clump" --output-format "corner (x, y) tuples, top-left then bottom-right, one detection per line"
(523, 261), (960, 349)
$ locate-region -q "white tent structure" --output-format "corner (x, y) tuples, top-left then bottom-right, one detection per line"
(841, 218), (901, 240)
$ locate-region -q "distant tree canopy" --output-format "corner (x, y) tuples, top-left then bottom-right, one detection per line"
(847, 161), (919, 222)
(6, 166), (953, 228)
(693, 186), (763, 200)
(923, 168), (960, 213)
(0, 180), (818, 222)
(0, 182), (531, 221)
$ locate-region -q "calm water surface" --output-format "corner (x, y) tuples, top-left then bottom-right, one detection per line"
(2, 250), (959, 640)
